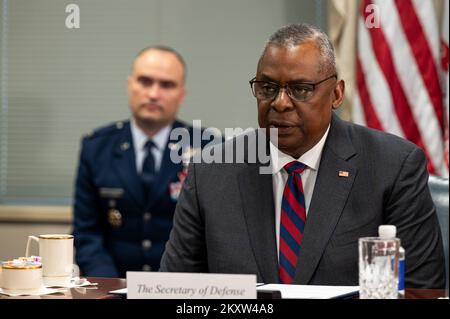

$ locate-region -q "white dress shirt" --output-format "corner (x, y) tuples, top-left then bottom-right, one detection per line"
(270, 125), (330, 258)
(130, 119), (172, 174)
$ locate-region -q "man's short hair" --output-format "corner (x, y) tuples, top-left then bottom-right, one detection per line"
(133, 45), (187, 81)
(261, 23), (336, 76)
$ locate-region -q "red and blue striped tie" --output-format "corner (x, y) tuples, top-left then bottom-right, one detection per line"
(279, 161), (307, 284)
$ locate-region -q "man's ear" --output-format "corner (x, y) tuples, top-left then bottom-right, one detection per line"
(332, 79), (345, 110)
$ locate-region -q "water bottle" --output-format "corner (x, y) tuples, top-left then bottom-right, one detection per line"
(378, 225), (405, 296)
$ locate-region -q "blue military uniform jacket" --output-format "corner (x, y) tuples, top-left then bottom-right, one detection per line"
(73, 119), (212, 277)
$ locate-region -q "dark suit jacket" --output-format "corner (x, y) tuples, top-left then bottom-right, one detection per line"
(160, 113), (446, 288)
(73, 119), (215, 277)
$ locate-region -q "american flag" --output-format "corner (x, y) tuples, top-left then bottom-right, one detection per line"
(442, 0), (449, 174)
(352, 0), (449, 177)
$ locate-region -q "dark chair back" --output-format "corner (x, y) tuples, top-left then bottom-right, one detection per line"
(428, 175), (449, 289)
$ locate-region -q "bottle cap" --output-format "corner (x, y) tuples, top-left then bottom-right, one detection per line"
(378, 225), (397, 238)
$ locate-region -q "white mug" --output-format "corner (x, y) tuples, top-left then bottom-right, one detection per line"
(25, 234), (74, 287)
(0, 262), (43, 294)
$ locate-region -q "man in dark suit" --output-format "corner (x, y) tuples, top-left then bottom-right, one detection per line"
(73, 46), (211, 277)
(160, 24), (446, 288)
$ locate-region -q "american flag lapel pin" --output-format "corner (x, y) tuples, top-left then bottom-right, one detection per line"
(339, 170), (349, 177)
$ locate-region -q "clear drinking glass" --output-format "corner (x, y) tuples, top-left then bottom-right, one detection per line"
(359, 237), (400, 299)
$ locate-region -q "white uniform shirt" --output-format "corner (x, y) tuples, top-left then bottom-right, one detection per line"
(130, 119), (172, 174)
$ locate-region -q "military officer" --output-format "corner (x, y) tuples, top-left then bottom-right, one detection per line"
(73, 46), (213, 277)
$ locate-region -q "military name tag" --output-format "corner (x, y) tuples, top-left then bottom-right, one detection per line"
(99, 187), (124, 198)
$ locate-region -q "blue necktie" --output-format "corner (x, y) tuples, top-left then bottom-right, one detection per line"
(141, 140), (156, 192)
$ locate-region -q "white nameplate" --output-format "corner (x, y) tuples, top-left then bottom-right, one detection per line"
(126, 272), (256, 299)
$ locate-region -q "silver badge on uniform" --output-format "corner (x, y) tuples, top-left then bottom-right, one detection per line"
(108, 209), (122, 228)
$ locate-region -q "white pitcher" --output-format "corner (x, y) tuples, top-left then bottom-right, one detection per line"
(26, 234), (74, 287)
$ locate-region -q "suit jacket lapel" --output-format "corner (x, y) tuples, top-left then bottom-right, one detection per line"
(237, 130), (279, 284)
(113, 124), (145, 208)
(294, 114), (358, 284)
(238, 165), (279, 283)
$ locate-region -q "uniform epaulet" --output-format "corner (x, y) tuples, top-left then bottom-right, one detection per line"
(83, 120), (127, 139)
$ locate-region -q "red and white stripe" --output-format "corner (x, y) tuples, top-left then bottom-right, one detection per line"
(353, 0), (448, 177)
(441, 0), (449, 170)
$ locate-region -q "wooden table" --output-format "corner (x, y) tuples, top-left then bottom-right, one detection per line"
(0, 277), (447, 299)
(404, 288), (448, 299)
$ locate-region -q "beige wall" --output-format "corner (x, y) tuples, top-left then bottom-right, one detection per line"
(0, 222), (71, 261)
(0, 206), (71, 260)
